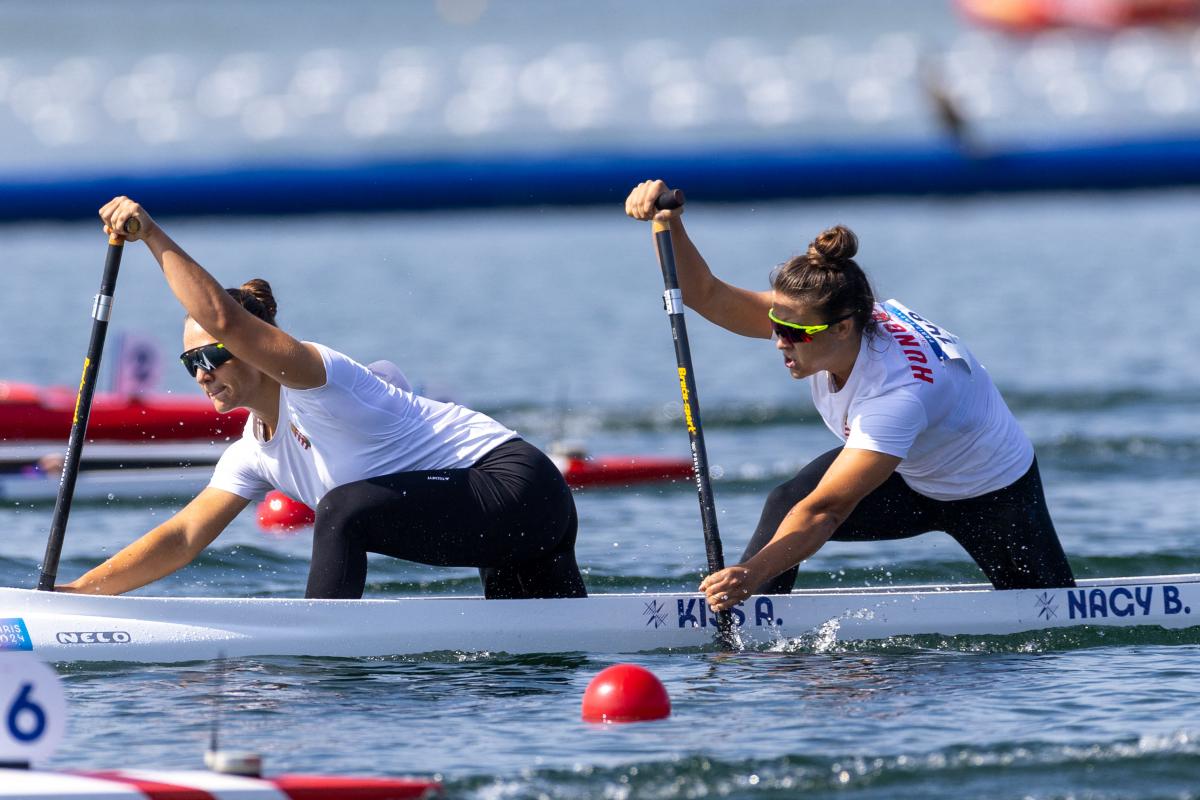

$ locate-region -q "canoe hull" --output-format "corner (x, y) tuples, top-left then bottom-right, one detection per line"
(4, 576), (1199, 663)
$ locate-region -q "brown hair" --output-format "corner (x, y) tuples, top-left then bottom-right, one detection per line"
(770, 225), (876, 333)
(226, 278), (278, 326)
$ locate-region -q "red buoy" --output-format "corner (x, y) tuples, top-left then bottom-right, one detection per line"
(581, 663), (671, 723)
(257, 490), (315, 533)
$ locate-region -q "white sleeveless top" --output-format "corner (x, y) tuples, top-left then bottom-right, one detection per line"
(208, 343), (518, 507)
(809, 299), (1033, 501)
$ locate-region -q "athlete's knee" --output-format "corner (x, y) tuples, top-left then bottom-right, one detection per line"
(762, 481), (800, 516)
(767, 460), (827, 511)
(313, 485), (372, 544)
(740, 470), (824, 564)
(315, 482), (353, 518)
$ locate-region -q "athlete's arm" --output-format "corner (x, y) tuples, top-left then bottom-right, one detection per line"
(625, 180), (773, 339)
(97, 197), (326, 389)
(57, 488), (251, 595)
(699, 448), (902, 611)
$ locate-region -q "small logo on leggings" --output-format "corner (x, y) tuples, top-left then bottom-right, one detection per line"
(427, 475), (449, 481)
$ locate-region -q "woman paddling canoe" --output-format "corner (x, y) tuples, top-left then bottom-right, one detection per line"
(625, 180), (1076, 612)
(59, 197), (587, 600)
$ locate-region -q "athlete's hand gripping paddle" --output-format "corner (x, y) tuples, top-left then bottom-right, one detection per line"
(650, 189), (735, 646)
(37, 218), (140, 591)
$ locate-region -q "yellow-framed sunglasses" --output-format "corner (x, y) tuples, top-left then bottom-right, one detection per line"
(768, 308), (853, 344)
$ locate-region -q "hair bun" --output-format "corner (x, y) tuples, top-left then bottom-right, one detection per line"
(240, 278), (278, 322)
(808, 225), (858, 263)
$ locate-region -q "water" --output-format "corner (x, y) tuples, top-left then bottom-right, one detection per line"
(3, 190), (1200, 797)
(5, 0), (1200, 173)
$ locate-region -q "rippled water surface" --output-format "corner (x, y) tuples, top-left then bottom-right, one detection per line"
(2, 190), (1200, 798)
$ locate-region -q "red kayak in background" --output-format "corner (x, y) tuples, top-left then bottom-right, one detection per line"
(0, 381), (246, 443)
(955, 0), (1200, 32)
(0, 381), (694, 509)
(553, 453), (694, 489)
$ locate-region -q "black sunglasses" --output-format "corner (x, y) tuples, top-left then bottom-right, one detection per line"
(179, 343), (234, 377)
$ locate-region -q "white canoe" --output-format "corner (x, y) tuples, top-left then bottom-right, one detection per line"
(2, 574), (1198, 663)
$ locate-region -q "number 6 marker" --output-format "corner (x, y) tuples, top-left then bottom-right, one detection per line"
(0, 655), (67, 767)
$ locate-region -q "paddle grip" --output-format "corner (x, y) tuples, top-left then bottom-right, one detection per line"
(654, 189), (685, 211)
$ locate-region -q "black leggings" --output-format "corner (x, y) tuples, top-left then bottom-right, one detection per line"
(305, 438), (588, 600)
(741, 447), (1076, 593)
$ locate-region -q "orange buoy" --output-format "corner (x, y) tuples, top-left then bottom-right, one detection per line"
(257, 490), (315, 532)
(581, 663), (671, 723)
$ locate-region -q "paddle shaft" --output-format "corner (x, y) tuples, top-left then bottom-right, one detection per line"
(651, 190), (733, 641)
(37, 220), (139, 591)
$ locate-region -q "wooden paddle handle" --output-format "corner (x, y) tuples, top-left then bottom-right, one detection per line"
(655, 189), (685, 210)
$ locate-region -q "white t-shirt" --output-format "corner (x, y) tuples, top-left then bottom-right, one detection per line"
(209, 343), (518, 508)
(809, 299), (1033, 501)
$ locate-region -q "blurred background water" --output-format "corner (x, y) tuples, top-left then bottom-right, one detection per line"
(2, 2), (1200, 799)
(3, 0), (1200, 173)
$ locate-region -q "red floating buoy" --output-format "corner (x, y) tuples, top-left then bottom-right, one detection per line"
(257, 490), (315, 533)
(581, 663), (671, 723)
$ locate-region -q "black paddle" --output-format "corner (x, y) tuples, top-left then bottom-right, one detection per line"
(650, 189), (735, 646)
(37, 218), (140, 591)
